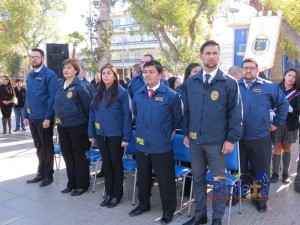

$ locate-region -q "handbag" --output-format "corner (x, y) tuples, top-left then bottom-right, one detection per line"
(12, 96), (18, 105)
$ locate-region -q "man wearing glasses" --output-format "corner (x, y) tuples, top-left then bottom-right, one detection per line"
(238, 58), (288, 212)
(24, 48), (58, 187)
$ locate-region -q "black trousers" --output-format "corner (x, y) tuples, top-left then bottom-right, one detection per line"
(0, 103), (13, 118)
(29, 119), (54, 178)
(58, 124), (90, 190)
(136, 150), (177, 215)
(239, 136), (272, 203)
(97, 135), (124, 199)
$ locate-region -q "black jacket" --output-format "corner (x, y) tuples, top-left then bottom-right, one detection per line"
(14, 87), (26, 107)
(280, 84), (300, 131)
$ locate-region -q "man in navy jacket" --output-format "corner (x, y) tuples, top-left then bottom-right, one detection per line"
(129, 60), (182, 224)
(238, 58), (289, 212)
(182, 40), (243, 225)
(24, 48), (58, 187)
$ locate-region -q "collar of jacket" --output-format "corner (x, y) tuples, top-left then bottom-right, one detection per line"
(30, 65), (47, 76)
(238, 77), (264, 87)
(139, 81), (168, 95)
(191, 68), (227, 84)
(58, 76), (80, 87)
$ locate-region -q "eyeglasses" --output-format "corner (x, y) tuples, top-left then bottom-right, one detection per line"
(30, 56), (43, 60)
(242, 67), (257, 71)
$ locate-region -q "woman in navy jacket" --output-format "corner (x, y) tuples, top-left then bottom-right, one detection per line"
(54, 59), (92, 196)
(88, 64), (132, 208)
(270, 68), (300, 184)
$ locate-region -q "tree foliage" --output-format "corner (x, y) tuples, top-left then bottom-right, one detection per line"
(67, 31), (85, 58)
(3, 53), (22, 79)
(0, 0), (66, 64)
(128, 0), (223, 73)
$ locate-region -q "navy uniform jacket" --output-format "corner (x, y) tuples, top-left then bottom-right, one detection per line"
(238, 78), (289, 140)
(54, 77), (92, 127)
(133, 82), (182, 153)
(128, 73), (170, 98)
(88, 86), (132, 142)
(182, 69), (242, 144)
(81, 77), (96, 98)
(24, 65), (58, 120)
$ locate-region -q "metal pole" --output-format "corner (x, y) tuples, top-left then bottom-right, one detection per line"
(122, 33), (125, 80)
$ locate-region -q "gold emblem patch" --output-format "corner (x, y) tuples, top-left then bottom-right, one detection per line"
(211, 91), (219, 101)
(136, 137), (144, 146)
(27, 108), (30, 113)
(67, 92), (72, 99)
(95, 123), (100, 129)
(55, 117), (61, 124)
(189, 132), (197, 140)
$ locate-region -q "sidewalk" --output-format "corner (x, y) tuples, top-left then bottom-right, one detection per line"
(0, 120), (300, 225)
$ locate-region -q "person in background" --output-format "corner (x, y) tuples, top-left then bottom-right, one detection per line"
(168, 77), (181, 90)
(13, 79), (26, 132)
(89, 64), (132, 208)
(129, 60), (182, 224)
(131, 63), (141, 78)
(227, 65), (243, 80)
(128, 54), (169, 98)
(24, 48), (58, 187)
(176, 63), (202, 97)
(0, 76), (15, 134)
(91, 72), (101, 89)
(78, 64), (95, 98)
(270, 68), (300, 184)
(54, 58), (92, 196)
(238, 58), (289, 213)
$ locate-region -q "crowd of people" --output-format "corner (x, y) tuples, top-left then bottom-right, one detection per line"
(1, 40), (300, 225)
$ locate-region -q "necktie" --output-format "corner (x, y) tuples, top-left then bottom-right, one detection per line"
(204, 74), (211, 89)
(149, 89), (154, 99)
(246, 82), (252, 89)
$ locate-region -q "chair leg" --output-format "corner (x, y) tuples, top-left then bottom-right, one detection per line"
(188, 179), (193, 217)
(179, 176), (186, 215)
(238, 180), (242, 214)
(132, 169), (137, 205)
(57, 153), (61, 180)
(92, 159), (100, 192)
(227, 185), (234, 225)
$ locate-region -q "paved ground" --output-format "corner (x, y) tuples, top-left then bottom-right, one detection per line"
(0, 117), (300, 225)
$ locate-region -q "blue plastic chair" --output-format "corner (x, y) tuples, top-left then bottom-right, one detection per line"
(122, 130), (137, 205)
(172, 134), (193, 216)
(86, 149), (102, 192)
(205, 142), (242, 225)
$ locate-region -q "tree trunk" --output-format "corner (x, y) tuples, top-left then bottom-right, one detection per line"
(97, 0), (111, 71)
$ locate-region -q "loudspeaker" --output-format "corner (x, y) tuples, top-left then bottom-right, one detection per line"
(46, 43), (69, 79)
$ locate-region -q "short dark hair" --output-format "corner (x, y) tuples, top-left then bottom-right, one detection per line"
(143, 60), (163, 74)
(242, 58), (258, 68)
(200, 40), (220, 54)
(31, 48), (44, 57)
(62, 58), (81, 76)
(143, 54), (154, 60)
(15, 79), (22, 83)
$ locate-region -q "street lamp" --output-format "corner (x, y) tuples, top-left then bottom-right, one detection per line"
(229, 7), (240, 65)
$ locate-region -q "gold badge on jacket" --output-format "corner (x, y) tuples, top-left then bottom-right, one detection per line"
(67, 92), (72, 99)
(211, 91), (219, 101)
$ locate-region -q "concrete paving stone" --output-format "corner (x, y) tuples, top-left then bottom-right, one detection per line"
(1, 117), (300, 225)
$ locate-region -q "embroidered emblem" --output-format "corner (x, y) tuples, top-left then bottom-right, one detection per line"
(211, 91), (219, 101)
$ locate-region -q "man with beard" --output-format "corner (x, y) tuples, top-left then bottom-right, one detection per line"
(24, 48), (58, 187)
(238, 58), (288, 212)
(182, 40), (243, 225)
